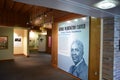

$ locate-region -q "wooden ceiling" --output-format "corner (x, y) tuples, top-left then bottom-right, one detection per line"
(0, 0), (84, 29)
(0, 0), (79, 19)
(0, 0), (46, 15)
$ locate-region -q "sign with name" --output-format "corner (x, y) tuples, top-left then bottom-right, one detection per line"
(58, 17), (89, 80)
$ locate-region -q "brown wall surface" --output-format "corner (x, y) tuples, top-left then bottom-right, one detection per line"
(51, 22), (58, 67)
(89, 17), (101, 80)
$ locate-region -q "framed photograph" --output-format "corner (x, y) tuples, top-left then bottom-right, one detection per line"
(0, 36), (8, 49)
(15, 38), (21, 42)
(14, 37), (22, 47)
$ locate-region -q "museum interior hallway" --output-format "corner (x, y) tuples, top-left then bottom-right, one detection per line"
(0, 52), (78, 80)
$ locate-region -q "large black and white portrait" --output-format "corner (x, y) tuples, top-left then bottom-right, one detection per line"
(58, 17), (89, 80)
(69, 40), (88, 80)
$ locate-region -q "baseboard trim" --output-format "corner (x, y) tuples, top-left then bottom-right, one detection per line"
(57, 68), (80, 80)
(14, 54), (29, 57)
(0, 59), (14, 62)
(52, 64), (80, 80)
(52, 63), (58, 68)
(14, 54), (24, 56)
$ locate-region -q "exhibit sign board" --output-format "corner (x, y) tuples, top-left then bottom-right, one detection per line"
(58, 17), (89, 80)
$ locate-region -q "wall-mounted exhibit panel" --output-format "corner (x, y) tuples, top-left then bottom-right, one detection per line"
(14, 28), (28, 56)
(29, 30), (39, 50)
(38, 35), (46, 52)
(0, 36), (8, 49)
(0, 27), (14, 60)
(29, 30), (47, 52)
(58, 17), (89, 80)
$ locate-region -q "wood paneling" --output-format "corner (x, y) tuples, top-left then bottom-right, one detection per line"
(21, 5), (33, 14)
(0, 0), (79, 30)
(54, 13), (84, 23)
(52, 23), (58, 67)
(5, 0), (14, 10)
(89, 17), (101, 80)
(0, 0), (73, 20)
(0, 10), (28, 27)
(0, 0), (5, 9)
(12, 2), (25, 13)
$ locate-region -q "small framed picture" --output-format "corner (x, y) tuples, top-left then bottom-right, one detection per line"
(15, 38), (21, 42)
(0, 36), (8, 49)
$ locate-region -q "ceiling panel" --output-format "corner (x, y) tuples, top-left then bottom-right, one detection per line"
(14, 0), (120, 17)
(0, 0), (82, 24)
(20, 4), (33, 14)
(6, 0), (14, 10)
(0, 0), (5, 9)
(68, 0), (120, 16)
(105, 6), (120, 15)
(12, 2), (25, 13)
(53, 10), (71, 19)
(67, 0), (101, 6)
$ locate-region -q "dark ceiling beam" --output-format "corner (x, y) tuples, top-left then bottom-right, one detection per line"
(0, 0), (4, 9)
(17, 4), (25, 14)
(10, 1), (15, 10)
(0, 0), (6, 12)
(12, 2), (24, 13)
(6, 0), (14, 10)
(0, 9), (28, 27)
(22, 5), (33, 14)
(3, 0), (6, 9)
(25, 5), (34, 15)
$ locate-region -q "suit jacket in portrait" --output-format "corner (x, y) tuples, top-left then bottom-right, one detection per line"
(69, 59), (88, 80)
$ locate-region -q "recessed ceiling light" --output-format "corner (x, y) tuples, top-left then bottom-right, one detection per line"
(94, 0), (119, 9)
(74, 19), (78, 22)
(81, 17), (87, 20)
(67, 21), (71, 23)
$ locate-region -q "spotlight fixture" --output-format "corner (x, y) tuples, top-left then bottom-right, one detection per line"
(94, 0), (119, 9)
(27, 9), (53, 31)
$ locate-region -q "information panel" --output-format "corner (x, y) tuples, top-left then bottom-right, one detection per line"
(58, 17), (89, 80)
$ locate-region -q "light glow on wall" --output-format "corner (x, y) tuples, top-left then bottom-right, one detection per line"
(14, 33), (18, 37)
(39, 31), (47, 35)
(14, 32), (21, 38)
(29, 30), (35, 39)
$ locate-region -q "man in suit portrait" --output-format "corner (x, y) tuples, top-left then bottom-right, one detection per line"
(69, 40), (88, 80)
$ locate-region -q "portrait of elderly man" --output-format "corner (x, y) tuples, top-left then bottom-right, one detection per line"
(69, 40), (88, 80)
